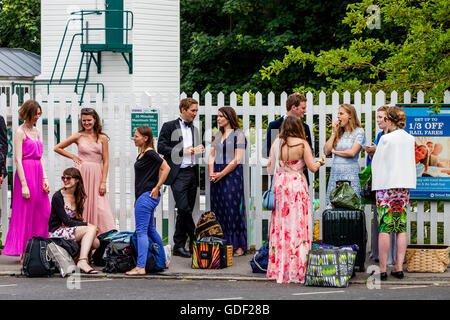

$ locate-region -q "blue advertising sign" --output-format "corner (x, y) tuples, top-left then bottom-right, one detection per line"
(402, 105), (450, 200)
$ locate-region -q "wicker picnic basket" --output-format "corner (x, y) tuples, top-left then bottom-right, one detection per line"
(406, 244), (450, 273)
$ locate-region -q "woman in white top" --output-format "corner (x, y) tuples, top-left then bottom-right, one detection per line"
(372, 106), (416, 281)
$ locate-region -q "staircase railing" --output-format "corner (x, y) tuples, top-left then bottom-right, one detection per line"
(48, 9), (133, 105)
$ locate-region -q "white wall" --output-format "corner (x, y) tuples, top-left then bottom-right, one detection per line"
(37, 0), (180, 102)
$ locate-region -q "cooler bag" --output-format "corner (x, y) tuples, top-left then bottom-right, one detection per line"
(191, 240), (223, 269)
(322, 208), (367, 272)
(304, 247), (357, 288)
(198, 236), (230, 268)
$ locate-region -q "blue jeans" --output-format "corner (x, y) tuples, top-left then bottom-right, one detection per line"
(134, 192), (164, 268)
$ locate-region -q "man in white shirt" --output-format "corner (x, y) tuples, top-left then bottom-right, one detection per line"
(157, 98), (204, 258)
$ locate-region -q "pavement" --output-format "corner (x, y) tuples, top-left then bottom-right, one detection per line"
(1, 252), (449, 285)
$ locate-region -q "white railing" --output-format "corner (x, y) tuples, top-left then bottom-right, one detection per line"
(1, 90), (449, 252)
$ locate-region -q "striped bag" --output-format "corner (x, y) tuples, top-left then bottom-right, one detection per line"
(194, 211), (224, 240)
(191, 240), (222, 269)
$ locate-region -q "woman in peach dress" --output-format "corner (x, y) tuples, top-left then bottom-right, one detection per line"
(267, 116), (324, 284)
(54, 108), (115, 234)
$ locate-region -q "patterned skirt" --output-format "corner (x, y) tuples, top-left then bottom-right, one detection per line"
(376, 188), (409, 233)
(48, 226), (77, 240)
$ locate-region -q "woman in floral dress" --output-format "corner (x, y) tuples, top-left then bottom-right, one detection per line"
(372, 106), (416, 281)
(324, 104), (366, 207)
(267, 116), (324, 284)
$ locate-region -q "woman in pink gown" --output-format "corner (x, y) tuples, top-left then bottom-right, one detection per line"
(2, 100), (51, 259)
(54, 108), (115, 235)
(266, 116), (324, 284)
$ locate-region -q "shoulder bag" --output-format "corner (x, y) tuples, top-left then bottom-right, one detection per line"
(262, 139), (281, 210)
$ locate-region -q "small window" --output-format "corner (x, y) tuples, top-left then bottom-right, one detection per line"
(0, 86), (11, 106)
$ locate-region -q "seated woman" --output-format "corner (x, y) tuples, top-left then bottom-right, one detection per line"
(48, 167), (100, 274)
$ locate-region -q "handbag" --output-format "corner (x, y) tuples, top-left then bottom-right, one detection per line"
(359, 165), (375, 204)
(46, 242), (77, 277)
(304, 247), (356, 288)
(262, 139), (281, 210)
(329, 180), (360, 210)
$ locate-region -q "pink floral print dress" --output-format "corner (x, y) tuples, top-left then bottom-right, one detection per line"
(267, 159), (311, 284)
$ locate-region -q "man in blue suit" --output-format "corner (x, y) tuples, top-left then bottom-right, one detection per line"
(264, 93), (313, 185)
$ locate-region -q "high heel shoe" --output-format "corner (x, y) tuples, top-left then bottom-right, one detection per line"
(391, 270), (404, 279)
(380, 272), (388, 281)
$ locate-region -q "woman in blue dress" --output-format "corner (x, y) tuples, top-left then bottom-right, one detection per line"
(324, 104), (366, 207)
(208, 107), (247, 256)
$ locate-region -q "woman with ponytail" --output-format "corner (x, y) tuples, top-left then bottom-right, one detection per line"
(48, 167), (100, 274)
(126, 126), (170, 275)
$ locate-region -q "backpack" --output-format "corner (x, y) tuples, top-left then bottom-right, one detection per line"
(92, 229), (118, 267)
(22, 237), (57, 278)
(102, 240), (136, 273)
(130, 233), (166, 273)
(250, 242), (269, 274)
(194, 211), (224, 240)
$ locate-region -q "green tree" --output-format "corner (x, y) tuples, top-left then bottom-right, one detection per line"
(260, 0), (450, 105)
(181, 0), (360, 98)
(0, 0), (40, 54)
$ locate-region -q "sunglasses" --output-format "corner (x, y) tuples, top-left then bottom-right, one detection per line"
(61, 176), (74, 181)
(81, 107), (95, 113)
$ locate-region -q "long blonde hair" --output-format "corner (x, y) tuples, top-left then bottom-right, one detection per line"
(333, 104), (362, 147)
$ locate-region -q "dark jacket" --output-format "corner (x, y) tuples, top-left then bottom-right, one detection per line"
(48, 190), (88, 233)
(157, 118), (200, 186)
(264, 116), (313, 185)
(0, 115), (7, 178)
(48, 238), (80, 257)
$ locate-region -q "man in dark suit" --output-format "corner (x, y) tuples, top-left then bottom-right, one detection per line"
(264, 93), (313, 185)
(157, 98), (204, 258)
(0, 115), (7, 187)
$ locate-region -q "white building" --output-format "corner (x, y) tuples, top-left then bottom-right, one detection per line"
(36, 0), (180, 103)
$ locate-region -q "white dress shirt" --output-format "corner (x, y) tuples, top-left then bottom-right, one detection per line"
(179, 118), (194, 168)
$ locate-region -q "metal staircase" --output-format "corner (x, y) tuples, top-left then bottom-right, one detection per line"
(47, 0), (133, 104)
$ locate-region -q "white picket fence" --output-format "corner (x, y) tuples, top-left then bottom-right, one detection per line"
(1, 90), (449, 252)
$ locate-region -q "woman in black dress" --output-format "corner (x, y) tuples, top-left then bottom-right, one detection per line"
(208, 107), (247, 256)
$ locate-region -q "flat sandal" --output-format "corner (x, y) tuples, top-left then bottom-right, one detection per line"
(126, 267), (146, 276)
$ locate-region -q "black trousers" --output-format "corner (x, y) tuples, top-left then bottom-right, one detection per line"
(171, 167), (197, 250)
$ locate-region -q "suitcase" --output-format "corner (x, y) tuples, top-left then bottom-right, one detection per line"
(322, 208), (367, 272)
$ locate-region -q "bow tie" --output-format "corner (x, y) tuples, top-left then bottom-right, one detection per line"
(181, 119), (193, 128)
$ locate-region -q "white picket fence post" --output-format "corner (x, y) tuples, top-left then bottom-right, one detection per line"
(0, 90), (449, 253)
